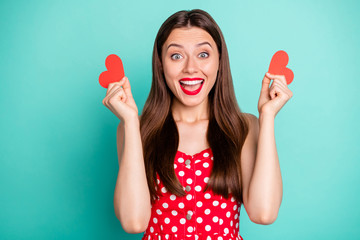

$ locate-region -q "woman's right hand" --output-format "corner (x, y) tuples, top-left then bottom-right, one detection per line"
(102, 76), (139, 123)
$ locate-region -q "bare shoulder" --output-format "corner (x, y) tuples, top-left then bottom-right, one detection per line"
(243, 112), (259, 129)
(241, 112), (259, 152)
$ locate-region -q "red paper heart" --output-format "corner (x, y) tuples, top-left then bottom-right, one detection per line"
(99, 54), (125, 88)
(268, 50), (294, 85)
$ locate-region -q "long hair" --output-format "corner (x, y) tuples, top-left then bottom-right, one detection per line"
(140, 9), (249, 205)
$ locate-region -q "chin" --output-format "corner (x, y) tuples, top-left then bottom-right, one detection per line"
(180, 96), (207, 107)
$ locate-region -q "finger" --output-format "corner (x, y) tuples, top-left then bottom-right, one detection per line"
(122, 77), (133, 97)
(262, 73), (272, 92)
(107, 87), (127, 106)
(269, 82), (291, 101)
(269, 85), (282, 100)
(273, 78), (287, 90)
(103, 85), (119, 105)
(106, 83), (115, 95)
(272, 79), (293, 98)
(266, 73), (287, 86)
(106, 84), (121, 99)
(117, 88), (127, 103)
(270, 81), (287, 95)
(107, 82), (120, 95)
(106, 77), (127, 94)
(111, 86), (126, 101)
(103, 84), (126, 105)
(118, 76), (127, 87)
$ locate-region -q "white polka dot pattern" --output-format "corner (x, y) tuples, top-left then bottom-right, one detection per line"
(142, 148), (243, 240)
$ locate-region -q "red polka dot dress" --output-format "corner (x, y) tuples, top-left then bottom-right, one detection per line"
(142, 148), (244, 240)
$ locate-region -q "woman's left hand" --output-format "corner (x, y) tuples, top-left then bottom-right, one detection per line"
(257, 72), (293, 117)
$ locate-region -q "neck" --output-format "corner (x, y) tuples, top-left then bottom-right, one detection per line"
(171, 97), (209, 123)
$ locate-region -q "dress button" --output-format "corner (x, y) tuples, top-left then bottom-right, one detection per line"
(185, 159), (191, 165)
(186, 213), (192, 220)
(185, 186), (191, 192)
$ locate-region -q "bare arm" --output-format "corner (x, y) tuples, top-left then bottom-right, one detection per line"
(114, 116), (151, 233)
(241, 73), (292, 224)
(103, 77), (151, 233)
(241, 113), (282, 225)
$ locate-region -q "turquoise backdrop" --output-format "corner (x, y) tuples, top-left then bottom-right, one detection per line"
(1, 0), (359, 239)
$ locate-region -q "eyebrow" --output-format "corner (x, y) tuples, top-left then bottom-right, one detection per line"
(167, 41), (213, 50)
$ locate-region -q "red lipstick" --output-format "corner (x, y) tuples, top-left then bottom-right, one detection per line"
(180, 78), (203, 81)
(179, 78), (204, 96)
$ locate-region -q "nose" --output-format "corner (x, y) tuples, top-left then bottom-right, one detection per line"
(183, 56), (198, 74)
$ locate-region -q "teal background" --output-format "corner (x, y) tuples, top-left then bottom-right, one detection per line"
(1, 0), (359, 239)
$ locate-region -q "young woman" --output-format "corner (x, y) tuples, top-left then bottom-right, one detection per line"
(103, 9), (293, 240)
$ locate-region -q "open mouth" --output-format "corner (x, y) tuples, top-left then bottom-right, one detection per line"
(179, 79), (204, 95)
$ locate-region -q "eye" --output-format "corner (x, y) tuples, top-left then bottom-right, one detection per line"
(199, 52), (209, 58)
(171, 53), (182, 60)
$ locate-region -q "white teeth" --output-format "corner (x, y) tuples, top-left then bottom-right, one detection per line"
(179, 80), (204, 85)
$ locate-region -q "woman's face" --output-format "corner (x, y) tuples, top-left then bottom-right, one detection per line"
(161, 26), (220, 107)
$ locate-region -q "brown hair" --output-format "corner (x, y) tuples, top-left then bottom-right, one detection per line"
(140, 9), (249, 205)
